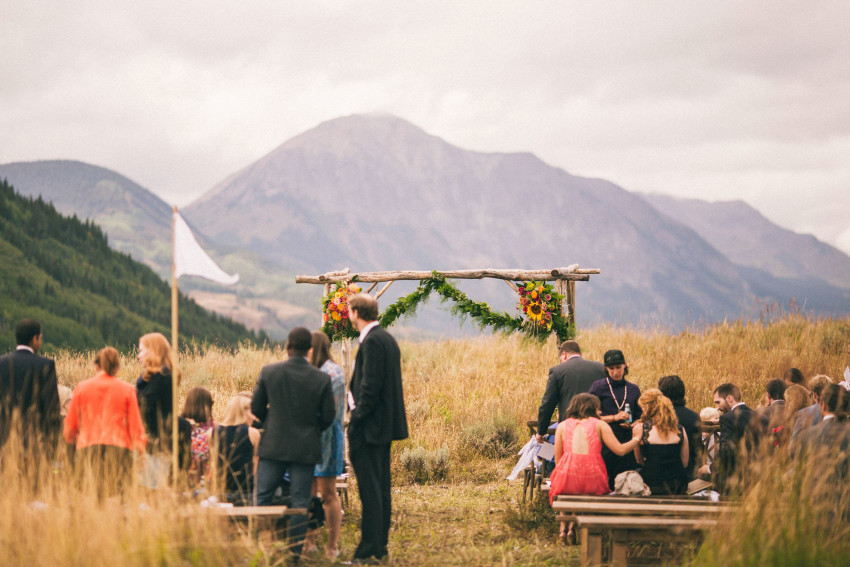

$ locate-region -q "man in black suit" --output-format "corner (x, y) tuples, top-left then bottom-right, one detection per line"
(703, 382), (755, 495)
(0, 319), (61, 462)
(347, 293), (408, 563)
(535, 340), (604, 441)
(251, 327), (335, 561)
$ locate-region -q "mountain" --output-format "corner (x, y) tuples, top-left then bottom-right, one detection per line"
(641, 194), (850, 290)
(185, 114), (763, 327)
(0, 160), (316, 338)
(0, 179), (266, 352)
(643, 194), (850, 314)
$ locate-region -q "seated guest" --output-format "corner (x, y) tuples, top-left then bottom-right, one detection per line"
(784, 367), (806, 388)
(751, 379), (786, 449)
(181, 386), (215, 488)
(699, 407), (721, 479)
(63, 347), (147, 497)
(700, 382), (754, 495)
(791, 385), (850, 482)
(633, 389), (689, 495)
(210, 393), (260, 505)
(772, 384), (810, 448)
(791, 374), (834, 442)
(658, 375), (700, 479)
(549, 393), (641, 544)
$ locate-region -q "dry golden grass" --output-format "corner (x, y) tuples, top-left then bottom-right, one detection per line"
(6, 313), (846, 565)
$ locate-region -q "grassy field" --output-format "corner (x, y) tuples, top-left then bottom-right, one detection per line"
(3, 314), (848, 565)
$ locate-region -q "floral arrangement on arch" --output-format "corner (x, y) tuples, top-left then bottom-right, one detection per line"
(516, 281), (564, 332)
(321, 281), (362, 341)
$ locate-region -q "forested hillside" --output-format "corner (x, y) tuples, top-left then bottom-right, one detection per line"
(0, 179), (268, 352)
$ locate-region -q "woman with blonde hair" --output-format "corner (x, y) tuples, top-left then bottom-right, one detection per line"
(64, 346), (147, 497)
(633, 388), (689, 495)
(209, 393), (260, 505)
(772, 384), (811, 448)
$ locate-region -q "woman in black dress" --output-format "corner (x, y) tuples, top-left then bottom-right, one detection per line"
(632, 388), (689, 495)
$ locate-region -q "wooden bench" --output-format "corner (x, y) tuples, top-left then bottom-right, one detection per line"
(204, 505), (308, 543)
(552, 495), (732, 566)
(521, 420), (555, 502)
(336, 474), (350, 508)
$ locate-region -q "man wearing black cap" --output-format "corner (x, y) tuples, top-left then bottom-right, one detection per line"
(589, 349), (642, 490)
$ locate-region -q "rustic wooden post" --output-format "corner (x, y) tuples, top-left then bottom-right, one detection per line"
(567, 280), (576, 327)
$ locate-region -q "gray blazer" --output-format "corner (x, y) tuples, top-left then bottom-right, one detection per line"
(790, 403), (821, 444)
(537, 356), (604, 435)
(251, 356), (334, 464)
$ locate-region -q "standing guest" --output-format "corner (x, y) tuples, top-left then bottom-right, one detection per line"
(791, 374), (834, 442)
(589, 349), (641, 490)
(657, 375), (700, 479)
(347, 293), (409, 563)
(136, 332), (180, 451)
(63, 347), (147, 497)
(58, 385), (73, 418)
(535, 341), (604, 442)
(210, 394), (259, 506)
(632, 389), (689, 495)
(136, 332), (184, 487)
(251, 327), (335, 562)
(699, 407), (721, 478)
(549, 393), (641, 544)
(772, 384), (810, 448)
(0, 319), (61, 463)
(181, 387), (215, 488)
(784, 368), (806, 388)
(303, 331), (346, 560)
(699, 382), (754, 495)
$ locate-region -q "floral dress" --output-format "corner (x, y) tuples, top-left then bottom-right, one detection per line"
(315, 360), (346, 477)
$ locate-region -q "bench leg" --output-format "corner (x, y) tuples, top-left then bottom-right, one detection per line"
(581, 527), (604, 567)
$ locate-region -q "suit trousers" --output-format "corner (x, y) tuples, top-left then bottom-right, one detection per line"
(349, 433), (392, 560)
(256, 458), (313, 556)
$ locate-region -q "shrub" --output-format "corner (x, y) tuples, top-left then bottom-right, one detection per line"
(460, 415), (519, 459)
(399, 446), (449, 484)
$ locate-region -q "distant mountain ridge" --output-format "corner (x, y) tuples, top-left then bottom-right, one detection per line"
(5, 115), (849, 334)
(185, 115), (755, 327)
(0, 160), (316, 339)
(0, 179), (265, 351)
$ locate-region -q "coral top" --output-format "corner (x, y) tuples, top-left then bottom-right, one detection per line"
(549, 418), (610, 504)
(64, 372), (147, 452)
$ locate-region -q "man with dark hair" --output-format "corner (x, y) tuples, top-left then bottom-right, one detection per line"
(702, 382), (754, 494)
(791, 374), (834, 442)
(347, 293), (408, 563)
(751, 378), (787, 444)
(535, 340), (604, 442)
(791, 385), (850, 475)
(251, 326), (335, 561)
(0, 318), (61, 460)
(658, 375), (700, 479)
(784, 367), (805, 387)
(589, 349), (642, 490)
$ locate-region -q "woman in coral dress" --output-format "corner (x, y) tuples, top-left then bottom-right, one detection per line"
(549, 393), (642, 543)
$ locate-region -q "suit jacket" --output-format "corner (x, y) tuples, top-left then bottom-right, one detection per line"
(674, 405), (701, 478)
(792, 417), (850, 480)
(0, 349), (61, 450)
(714, 403), (755, 492)
(251, 356), (334, 464)
(791, 403), (821, 443)
(751, 400), (785, 442)
(350, 325), (408, 445)
(537, 356), (604, 435)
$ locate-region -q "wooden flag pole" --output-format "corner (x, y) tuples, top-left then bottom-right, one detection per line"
(171, 205), (180, 486)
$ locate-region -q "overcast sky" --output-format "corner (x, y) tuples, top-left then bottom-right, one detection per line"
(3, 1), (849, 253)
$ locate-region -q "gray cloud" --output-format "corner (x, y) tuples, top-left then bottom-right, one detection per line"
(2, 1), (848, 252)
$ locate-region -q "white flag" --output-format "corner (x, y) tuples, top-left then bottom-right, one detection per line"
(173, 212), (239, 285)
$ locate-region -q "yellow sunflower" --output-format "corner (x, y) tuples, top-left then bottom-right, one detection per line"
(527, 301), (544, 322)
